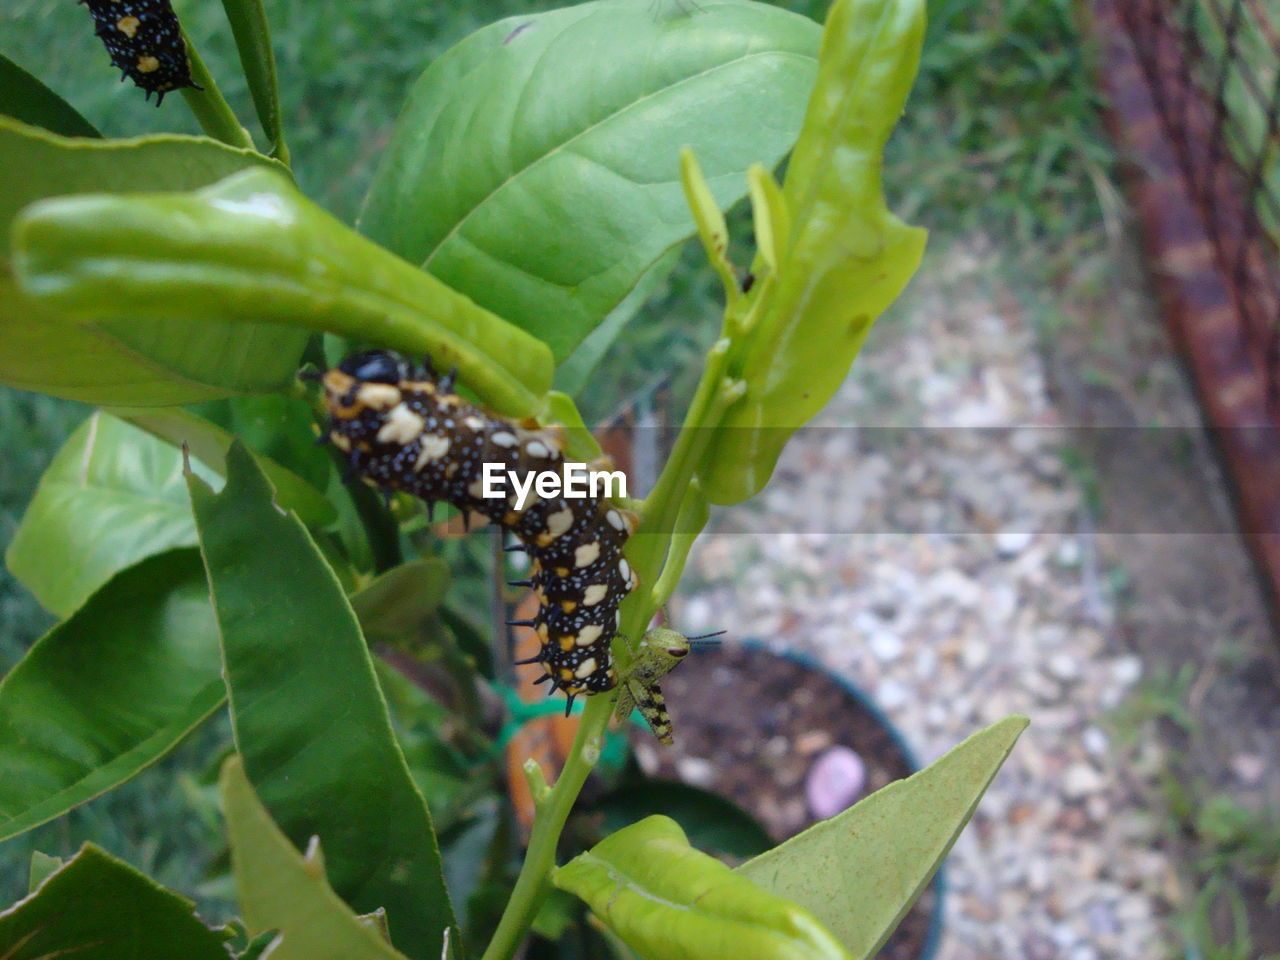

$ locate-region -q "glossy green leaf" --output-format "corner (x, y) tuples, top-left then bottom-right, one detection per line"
(217, 393), (333, 491)
(0, 55), (99, 138)
(350, 559), (451, 644)
(0, 843), (232, 959)
(0, 116), (303, 405)
(359, 0), (821, 360)
(737, 716), (1027, 959)
(26, 851), (62, 894)
(373, 659), (478, 834)
(189, 443), (456, 959)
(699, 0), (929, 504)
(220, 757), (414, 960)
(6, 408), (329, 618)
(110, 405), (335, 526)
(220, 0), (288, 161)
(0, 551), (223, 842)
(5, 413), (217, 617)
(15, 166), (552, 417)
(554, 815), (849, 960)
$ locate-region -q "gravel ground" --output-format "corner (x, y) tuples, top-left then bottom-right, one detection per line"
(672, 241), (1278, 959)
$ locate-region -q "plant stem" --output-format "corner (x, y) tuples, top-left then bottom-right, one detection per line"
(626, 361), (743, 610)
(180, 30), (255, 150)
(480, 694), (612, 960)
(482, 289), (747, 958)
(650, 487), (709, 610)
(636, 338), (731, 541)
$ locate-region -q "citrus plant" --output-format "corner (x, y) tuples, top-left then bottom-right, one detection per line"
(0, 1), (1026, 958)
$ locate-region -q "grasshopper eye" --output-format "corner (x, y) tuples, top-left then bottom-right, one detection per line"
(667, 646), (688, 658)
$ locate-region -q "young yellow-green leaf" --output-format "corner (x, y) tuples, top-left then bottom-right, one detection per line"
(220, 757), (414, 960)
(359, 0), (821, 360)
(542, 390), (603, 462)
(596, 779), (773, 860)
(0, 55), (99, 138)
(0, 551), (223, 842)
(220, 0), (288, 162)
(699, 0), (929, 505)
(0, 844), (232, 959)
(0, 116), (302, 405)
(680, 149), (740, 310)
(109, 405), (335, 527)
(350, 559), (451, 644)
(5, 413), (216, 617)
(26, 851), (62, 894)
(189, 443), (456, 959)
(554, 815), (850, 960)
(737, 716), (1028, 959)
(14, 166), (551, 417)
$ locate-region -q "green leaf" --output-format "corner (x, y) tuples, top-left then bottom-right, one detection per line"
(15, 165), (552, 417)
(554, 815), (849, 960)
(0, 843), (232, 959)
(359, 0), (821, 360)
(350, 559), (451, 644)
(6, 409), (328, 618)
(736, 716), (1028, 959)
(5, 413), (214, 617)
(699, 0), (929, 504)
(220, 0), (289, 162)
(554, 245), (682, 398)
(220, 756), (414, 960)
(189, 443), (456, 960)
(26, 851), (62, 894)
(0, 116), (303, 405)
(0, 55), (99, 138)
(110, 405), (335, 527)
(596, 779), (773, 860)
(214, 393), (333, 491)
(0, 550), (223, 842)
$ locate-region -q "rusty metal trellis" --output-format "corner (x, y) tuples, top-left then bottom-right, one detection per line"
(1118, 0), (1280, 402)
(1093, 0), (1280, 621)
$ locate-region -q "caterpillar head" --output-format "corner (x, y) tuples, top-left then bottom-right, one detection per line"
(340, 350), (409, 384)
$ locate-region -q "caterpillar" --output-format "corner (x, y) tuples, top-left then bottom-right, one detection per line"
(80, 0), (200, 105)
(313, 350), (638, 714)
(613, 628), (724, 744)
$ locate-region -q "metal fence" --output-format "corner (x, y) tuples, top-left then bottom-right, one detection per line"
(1117, 0), (1280, 399)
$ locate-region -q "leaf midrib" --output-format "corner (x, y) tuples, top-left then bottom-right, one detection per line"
(420, 47), (817, 271)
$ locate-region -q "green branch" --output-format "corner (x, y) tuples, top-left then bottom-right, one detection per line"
(650, 486), (710, 610)
(480, 695), (612, 960)
(180, 30), (255, 151)
(479, 134), (766, 960)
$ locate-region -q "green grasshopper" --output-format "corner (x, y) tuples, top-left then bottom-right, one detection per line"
(612, 627), (724, 745)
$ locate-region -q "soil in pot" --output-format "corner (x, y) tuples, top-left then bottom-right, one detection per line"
(627, 642), (939, 960)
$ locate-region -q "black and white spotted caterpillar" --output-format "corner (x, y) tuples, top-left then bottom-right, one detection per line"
(314, 350), (638, 712)
(81, 0), (200, 105)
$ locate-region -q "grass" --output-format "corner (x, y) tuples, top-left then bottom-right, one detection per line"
(1106, 665), (1280, 958)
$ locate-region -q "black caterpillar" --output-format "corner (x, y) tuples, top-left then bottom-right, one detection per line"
(314, 351), (637, 712)
(81, 0), (200, 104)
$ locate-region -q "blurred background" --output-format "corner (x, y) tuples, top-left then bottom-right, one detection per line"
(3, 0), (1279, 957)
